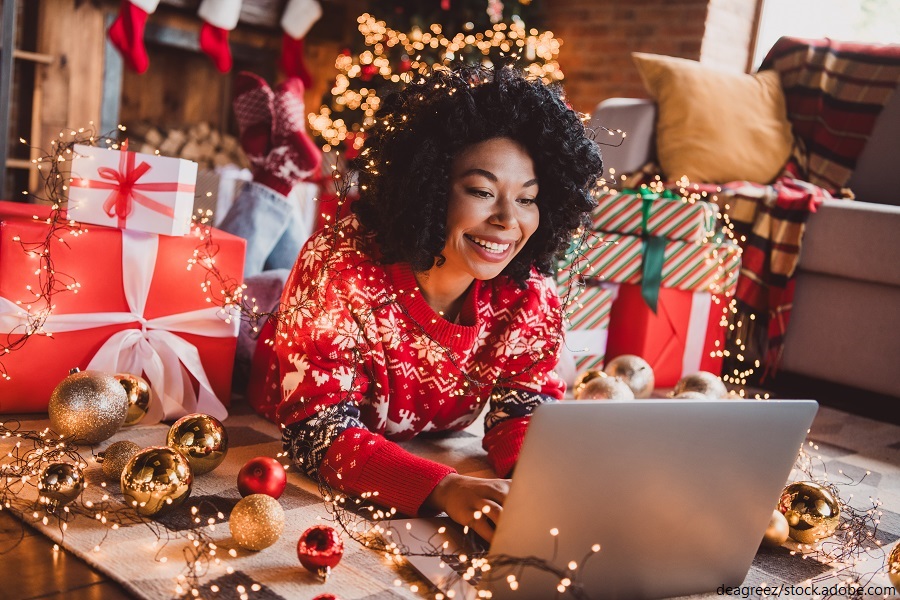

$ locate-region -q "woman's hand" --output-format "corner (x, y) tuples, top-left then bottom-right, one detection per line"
(425, 473), (510, 543)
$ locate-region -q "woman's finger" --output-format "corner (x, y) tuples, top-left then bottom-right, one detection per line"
(479, 499), (504, 529)
(468, 516), (495, 544)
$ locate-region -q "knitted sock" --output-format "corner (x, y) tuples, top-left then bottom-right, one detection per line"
(108, 0), (152, 74)
(254, 77), (321, 196)
(233, 71), (275, 169)
(200, 21), (233, 73)
(279, 34), (313, 89)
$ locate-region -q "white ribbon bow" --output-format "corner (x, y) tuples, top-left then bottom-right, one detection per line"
(0, 230), (237, 422)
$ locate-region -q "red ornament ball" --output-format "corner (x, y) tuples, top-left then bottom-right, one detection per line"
(360, 63), (377, 81)
(312, 595), (341, 600)
(298, 525), (344, 579)
(237, 457), (287, 499)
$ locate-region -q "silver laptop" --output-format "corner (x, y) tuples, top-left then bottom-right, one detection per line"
(395, 399), (818, 600)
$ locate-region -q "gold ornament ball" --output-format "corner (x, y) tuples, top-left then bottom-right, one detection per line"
(38, 462), (85, 508)
(166, 413), (228, 476)
(673, 371), (728, 399)
(121, 446), (193, 516)
(49, 369), (129, 444)
(604, 355), (655, 398)
(114, 373), (151, 426)
(888, 544), (900, 589)
(778, 481), (841, 544)
(574, 372), (635, 401)
(99, 440), (142, 480)
(230, 494), (285, 551)
(762, 509), (790, 547)
(572, 370), (604, 399)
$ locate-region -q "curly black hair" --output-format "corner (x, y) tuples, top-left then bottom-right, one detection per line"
(352, 65), (602, 285)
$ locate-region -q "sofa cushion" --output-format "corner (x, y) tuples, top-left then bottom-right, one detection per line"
(846, 83), (900, 206)
(632, 52), (794, 184)
(590, 98), (657, 179)
(781, 271), (900, 397)
(798, 198), (900, 287)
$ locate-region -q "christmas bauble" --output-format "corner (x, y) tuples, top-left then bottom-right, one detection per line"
(604, 355), (654, 398)
(778, 481), (841, 544)
(573, 372), (634, 401)
(48, 369), (129, 444)
(762, 509), (790, 547)
(572, 370), (604, 398)
(114, 373), (151, 426)
(38, 462), (84, 508)
(888, 544), (900, 589)
(237, 457), (287, 499)
(98, 440), (142, 480)
(360, 63), (377, 81)
(121, 446), (193, 516)
(229, 494), (285, 551)
(298, 525), (344, 579)
(673, 371), (728, 399)
(166, 414), (228, 476)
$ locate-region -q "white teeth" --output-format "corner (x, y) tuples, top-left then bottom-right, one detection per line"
(469, 236), (511, 253)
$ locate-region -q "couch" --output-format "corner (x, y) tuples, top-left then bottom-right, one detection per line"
(591, 82), (900, 399)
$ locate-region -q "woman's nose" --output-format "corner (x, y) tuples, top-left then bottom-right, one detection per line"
(489, 197), (516, 228)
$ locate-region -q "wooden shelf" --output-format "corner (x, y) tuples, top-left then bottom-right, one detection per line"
(14, 49), (54, 64)
(5, 158), (34, 170)
(0, 46), (55, 64)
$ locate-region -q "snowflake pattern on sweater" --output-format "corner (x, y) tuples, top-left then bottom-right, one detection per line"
(251, 216), (565, 515)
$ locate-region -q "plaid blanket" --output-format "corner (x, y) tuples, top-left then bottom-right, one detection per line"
(760, 36), (900, 194)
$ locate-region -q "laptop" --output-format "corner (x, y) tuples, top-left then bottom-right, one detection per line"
(394, 399), (818, 600)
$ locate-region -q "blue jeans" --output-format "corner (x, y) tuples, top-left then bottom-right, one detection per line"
(218, 180), (311, 277)
(218, 181), (301, 389)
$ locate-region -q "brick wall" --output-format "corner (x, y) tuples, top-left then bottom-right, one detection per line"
(543, 0), (761, 114)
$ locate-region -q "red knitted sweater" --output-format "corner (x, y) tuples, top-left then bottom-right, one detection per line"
(249, 217), (565, 515)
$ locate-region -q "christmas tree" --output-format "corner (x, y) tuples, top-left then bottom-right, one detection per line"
(308, 0), (562, 155)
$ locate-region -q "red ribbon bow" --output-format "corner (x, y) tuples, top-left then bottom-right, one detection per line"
(72, 141), (195, 229)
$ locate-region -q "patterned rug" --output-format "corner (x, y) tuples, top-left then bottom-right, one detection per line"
(2, 402), (899, 600)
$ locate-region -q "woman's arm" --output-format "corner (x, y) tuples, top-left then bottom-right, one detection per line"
(274, 231), (457, 516)
(482, 274), (566, 477)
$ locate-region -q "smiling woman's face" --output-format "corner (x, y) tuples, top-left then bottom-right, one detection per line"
(439, 137), (540, 283)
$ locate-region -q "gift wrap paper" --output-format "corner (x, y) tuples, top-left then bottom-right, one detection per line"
(68, 144), (197, 236)
(0, 201), (245, 418)
(593, 189), (718, 242)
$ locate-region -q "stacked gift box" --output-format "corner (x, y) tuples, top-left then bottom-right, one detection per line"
(559, 188), (740, 387)
(0, 144), (245, 420)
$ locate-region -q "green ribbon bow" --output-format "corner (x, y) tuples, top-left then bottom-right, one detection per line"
(622, 188), (679, 313)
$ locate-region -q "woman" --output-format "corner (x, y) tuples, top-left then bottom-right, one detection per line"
(248, 65), (602, 542)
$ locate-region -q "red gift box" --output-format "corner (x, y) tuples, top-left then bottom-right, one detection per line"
(0, 201), (245, 418)
(605, 283), (727, 387)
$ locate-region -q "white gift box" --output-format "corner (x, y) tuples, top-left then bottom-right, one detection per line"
(68, 144), (197, 236)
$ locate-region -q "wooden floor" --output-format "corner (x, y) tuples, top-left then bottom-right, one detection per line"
(0, 510), (131, 600)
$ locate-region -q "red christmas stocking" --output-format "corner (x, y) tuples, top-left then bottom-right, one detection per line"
(107, 0), (160, 74)
(198, 0), (243, 73)
(233, 72), (275, 169)
(279, 0), (322, 87)
(255, 78), (322, 196)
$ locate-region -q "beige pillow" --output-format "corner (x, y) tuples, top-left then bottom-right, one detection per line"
(632, 52), (793, 184)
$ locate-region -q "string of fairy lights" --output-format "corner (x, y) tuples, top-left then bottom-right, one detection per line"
(0, 87), (893, 600)
(309, 12), (563, 154)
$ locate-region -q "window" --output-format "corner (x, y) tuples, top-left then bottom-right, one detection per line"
(752, 0), (900, 69)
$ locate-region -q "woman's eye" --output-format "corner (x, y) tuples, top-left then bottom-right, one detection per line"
(517, 197), (536, 205)
(468, 188), (493, 198)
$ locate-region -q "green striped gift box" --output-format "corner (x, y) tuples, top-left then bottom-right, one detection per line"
(559, 284), (614, 373)
(593, 190), (717, 242)
(559, 233), (741, 297)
